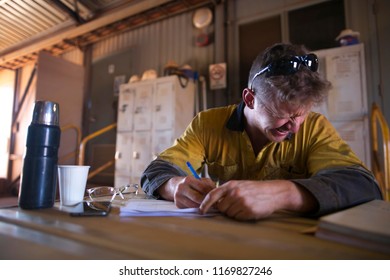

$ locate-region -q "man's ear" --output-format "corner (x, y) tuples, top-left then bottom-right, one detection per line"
(242, 88), (255, 109)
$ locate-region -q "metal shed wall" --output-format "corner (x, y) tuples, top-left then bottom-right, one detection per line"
(91, 11), (214, 78)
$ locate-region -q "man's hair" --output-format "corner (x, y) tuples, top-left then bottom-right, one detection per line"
(248, 43), (331, 106)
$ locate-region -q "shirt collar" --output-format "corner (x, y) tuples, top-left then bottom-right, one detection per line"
(226, 101), (293, 140)
(226, 101), (246, 131)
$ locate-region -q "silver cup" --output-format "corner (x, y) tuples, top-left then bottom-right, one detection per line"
(32, 100), (60, 126)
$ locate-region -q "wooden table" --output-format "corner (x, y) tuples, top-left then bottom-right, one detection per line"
(0, 200), (388, 260)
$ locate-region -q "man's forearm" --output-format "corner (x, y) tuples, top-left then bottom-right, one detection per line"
(292, 166), (382, 216)
(284, 181), (319, 213)
(157, 177), (180, 201)
(141, 158), (187, 197)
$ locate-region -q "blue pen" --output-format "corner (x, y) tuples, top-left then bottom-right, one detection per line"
(186, 161), (201, 179)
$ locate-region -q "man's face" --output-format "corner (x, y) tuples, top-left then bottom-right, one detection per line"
(253, 98), (311, 143)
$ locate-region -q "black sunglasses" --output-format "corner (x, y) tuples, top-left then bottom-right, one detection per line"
(251, 53), (319, 87)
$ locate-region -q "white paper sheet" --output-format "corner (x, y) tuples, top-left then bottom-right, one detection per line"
(119, 199), (219, 217)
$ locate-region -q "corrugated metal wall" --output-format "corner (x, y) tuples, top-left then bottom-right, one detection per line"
(91, 11), (214, 78)
(61, 48), (84, 65)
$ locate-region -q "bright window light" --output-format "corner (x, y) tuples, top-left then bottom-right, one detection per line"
(0, 86), (13, 178)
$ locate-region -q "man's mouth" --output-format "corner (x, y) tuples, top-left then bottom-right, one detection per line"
(275, 125), (289, 135)
(276, 127), (286, 133)
(269, 128), (288, 138)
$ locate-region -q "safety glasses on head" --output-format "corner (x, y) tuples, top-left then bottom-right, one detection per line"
(250, 53), (319, 88)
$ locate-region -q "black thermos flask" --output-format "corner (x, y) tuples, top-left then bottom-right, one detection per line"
(18, 100), (61, 209)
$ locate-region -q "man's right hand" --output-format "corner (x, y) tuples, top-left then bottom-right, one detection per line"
(158, 176), (216, 208)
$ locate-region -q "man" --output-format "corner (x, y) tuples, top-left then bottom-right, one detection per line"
(141, 43), (382, 221)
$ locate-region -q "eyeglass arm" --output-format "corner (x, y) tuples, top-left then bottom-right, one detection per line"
(250, 66), (269, 89)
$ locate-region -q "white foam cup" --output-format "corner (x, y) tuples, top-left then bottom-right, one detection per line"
(58, 165), (90, 206)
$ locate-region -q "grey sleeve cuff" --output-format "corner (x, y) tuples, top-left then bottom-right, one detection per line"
(291, 165), (383, 217)
(140, 158), (187, 198)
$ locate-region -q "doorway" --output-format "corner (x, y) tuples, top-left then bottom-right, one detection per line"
(0, 69), (15, 179)
(239, 15), (282, 93)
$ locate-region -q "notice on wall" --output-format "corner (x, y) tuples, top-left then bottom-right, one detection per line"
(325, 51), (363, 120)
(209, 63), (226, 90)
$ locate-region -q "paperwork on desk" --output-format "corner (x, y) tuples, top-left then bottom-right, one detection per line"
(119, 199), (219, 217)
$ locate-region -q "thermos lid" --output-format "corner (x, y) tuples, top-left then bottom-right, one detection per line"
(32, 100), (60, 126)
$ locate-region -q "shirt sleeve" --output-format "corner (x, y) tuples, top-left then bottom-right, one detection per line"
(140, 113), (208, 197)
(292, 165), (383, 216)
(140, 158), (187, 198)
(293, 114), (383, 215)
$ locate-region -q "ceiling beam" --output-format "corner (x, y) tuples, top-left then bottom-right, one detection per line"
(50, 0), (86, 24)
(0, 0), (172, 66)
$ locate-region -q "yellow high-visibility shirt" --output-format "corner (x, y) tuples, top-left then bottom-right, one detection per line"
(158, 102), (366, 183)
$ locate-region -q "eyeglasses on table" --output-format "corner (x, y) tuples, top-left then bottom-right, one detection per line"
(86, 184), (139, 202)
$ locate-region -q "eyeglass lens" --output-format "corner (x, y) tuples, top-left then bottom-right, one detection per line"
(88, 184), (138, 201)
(303, 54), (318, 71)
